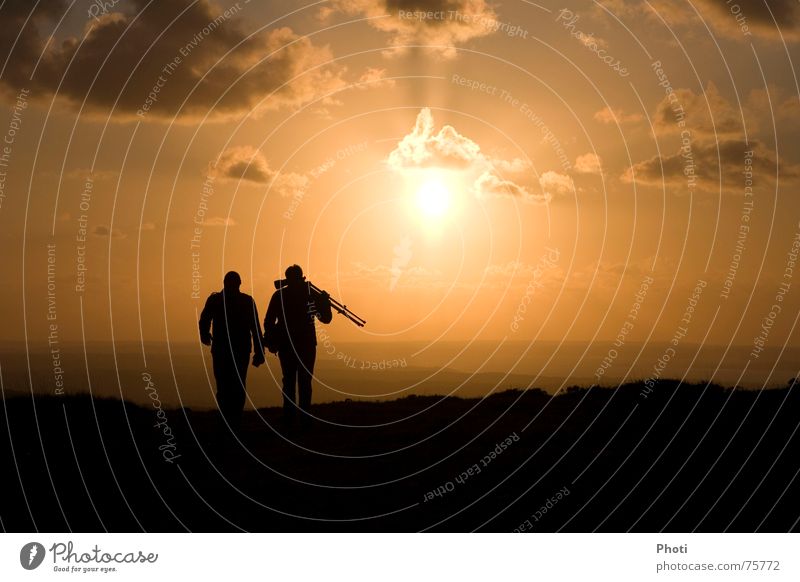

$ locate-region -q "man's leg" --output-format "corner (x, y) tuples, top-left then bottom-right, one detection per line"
(213, 350), (248, 433)
(212, 352), (234, 431)
(297, 345), (317, 419)
(278, 349), (299, 420)
(229, 351), (250, 430)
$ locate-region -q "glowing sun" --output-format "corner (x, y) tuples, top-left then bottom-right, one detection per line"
(416, 178), (451, 219)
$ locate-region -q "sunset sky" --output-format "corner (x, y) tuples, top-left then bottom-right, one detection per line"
(1, 0), (799, 380)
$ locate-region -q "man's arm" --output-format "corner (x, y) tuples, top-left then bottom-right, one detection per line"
(262, 293), (280, 353)
(263, 293), (277, 334)
(250, 297), (265, 365)
(198, 294), (216, 345)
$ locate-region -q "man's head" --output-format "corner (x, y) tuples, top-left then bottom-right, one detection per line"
(285, 264), (304, 285)
(223, 271), (242, 292)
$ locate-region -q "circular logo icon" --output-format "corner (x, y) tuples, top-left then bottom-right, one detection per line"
(20, 542), (46, 570)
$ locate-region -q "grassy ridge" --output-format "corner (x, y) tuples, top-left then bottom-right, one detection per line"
(1, 381), (798, 532)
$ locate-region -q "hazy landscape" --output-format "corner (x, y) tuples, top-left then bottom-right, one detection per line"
(3, 341), (798, 409)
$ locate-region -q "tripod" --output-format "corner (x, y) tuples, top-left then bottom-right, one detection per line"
(273, 279), (366, 327)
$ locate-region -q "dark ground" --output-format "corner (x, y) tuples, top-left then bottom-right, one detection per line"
(2, 380), (799, 532)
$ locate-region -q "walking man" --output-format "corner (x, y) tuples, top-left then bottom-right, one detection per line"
(263, 265), (332, 427)
(199, 271), (265, 433)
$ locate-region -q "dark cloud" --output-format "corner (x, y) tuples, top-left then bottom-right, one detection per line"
(654, 82), (744, 137)
(215, 146), (309, 196)
(321, 0), (498, 58)
(695, 0), (800, 41)
(604, 0), (800, 41)
(624, 140), (800, 192)
(0, 0), (348, 120)
(779, 95), (800, 120)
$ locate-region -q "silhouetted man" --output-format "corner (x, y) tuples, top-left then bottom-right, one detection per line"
(199, 271), (265, 432)
(264, 265), (332, 427)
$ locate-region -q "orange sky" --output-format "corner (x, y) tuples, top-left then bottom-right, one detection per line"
(1, 0), (800, 376)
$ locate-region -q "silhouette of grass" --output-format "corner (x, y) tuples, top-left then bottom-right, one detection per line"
(1, 381), (798, 532)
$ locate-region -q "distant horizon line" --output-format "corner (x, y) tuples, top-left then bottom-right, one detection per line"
(2, 339), (797, 351)
(0, 339), (800, 358)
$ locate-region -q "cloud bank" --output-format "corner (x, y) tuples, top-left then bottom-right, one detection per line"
(624, 139), (799, 192)
(0, 0), (348, 121)
(321, 0), (499, 58)
(604, 0), (800, 42)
